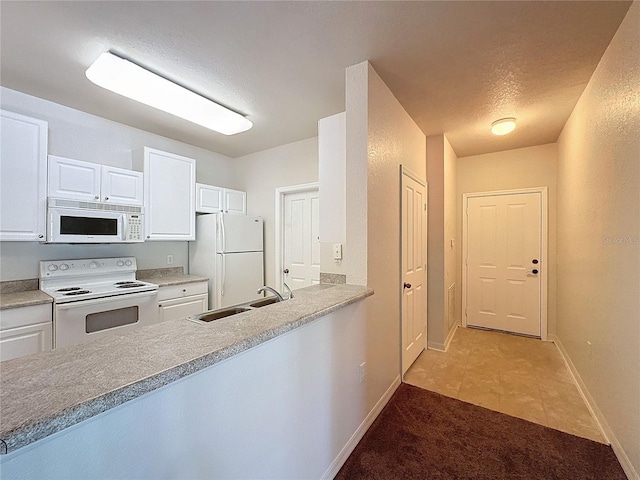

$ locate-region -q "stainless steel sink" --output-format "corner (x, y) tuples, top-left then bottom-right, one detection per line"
(188, 295), (284, 324)
(248, 296), (281, 308)
(189, 306), (254, 324)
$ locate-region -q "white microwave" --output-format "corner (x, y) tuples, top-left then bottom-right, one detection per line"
(47, 198), (144, 243)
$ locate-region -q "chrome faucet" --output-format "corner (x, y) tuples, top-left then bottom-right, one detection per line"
(257, 286), (284, 301)
(282, 282), (293, 299)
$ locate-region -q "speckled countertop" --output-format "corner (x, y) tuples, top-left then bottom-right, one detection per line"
(0, 283), (372, 454)
(0, 279), (52, 310)
(0, 290), (52, 310)
(136, 267), (208, 287)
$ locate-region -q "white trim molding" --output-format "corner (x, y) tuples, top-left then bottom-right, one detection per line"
(462, 187), (549, 340)
(321, 375), (401, 480)
(427, 324), (458, 352)
(550, 334), (639, 480)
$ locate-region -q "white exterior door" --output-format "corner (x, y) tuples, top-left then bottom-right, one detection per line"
(401, 170), (427, 374)
(465, 192), (542, 336)
(283, 189), (320, 290)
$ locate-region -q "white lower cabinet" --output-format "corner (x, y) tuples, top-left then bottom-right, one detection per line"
(0, 304), (52, 362)
(158, 282), (208, 323)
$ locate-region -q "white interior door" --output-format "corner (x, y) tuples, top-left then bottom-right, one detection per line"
(465, 192), (542, 336)
(401, 169), (427, 374)
(283, 189), (320, 290)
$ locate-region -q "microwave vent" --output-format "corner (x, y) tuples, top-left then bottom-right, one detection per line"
(49, 198), (143, 214)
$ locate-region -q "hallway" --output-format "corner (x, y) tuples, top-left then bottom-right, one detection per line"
(404, 326), (605, 443)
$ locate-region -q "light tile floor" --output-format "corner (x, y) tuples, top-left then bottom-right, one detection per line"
(404, 326), (606, 443)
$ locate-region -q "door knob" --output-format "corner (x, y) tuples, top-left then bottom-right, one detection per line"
(403, 282), (412, 289)
(526, 269), (539, 275)
(283, 268), (289, 274)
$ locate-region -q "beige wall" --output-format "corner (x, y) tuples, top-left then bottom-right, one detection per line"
(456, 143), (558, 335)
(426, 134), (458, 349)
(341, 61), (426, 404)
(235, 137), (319, 288)
(444, 137), (458, 335)
(556, 1), (639, 475)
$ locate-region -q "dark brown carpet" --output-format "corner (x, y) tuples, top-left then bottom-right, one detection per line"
(335, 383), (626, 480)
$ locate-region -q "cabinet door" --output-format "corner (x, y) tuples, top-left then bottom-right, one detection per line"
(223, 188), (247, 215)
(158, 294), (208, 323)
(48, 155), (101, 202)
(0, 110), (48, 241)
(101, 165), (143, 205)
(143, 148), (196, 241)
(0, 322), (52, 362)
(196, 183), (224, 213)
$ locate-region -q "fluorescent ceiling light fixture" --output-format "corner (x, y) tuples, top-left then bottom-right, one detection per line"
(85, 52), (252, 135)
(491, 117), (516, 136)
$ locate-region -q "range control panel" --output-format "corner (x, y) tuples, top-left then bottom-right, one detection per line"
(40, 257), (138, 278)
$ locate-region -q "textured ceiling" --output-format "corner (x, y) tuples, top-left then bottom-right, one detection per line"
(0, 1), (632, 158)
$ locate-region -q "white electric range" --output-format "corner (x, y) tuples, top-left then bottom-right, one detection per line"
(40, 257), (159, 348)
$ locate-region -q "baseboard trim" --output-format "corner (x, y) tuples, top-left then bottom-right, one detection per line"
(321, 375), (401, 480)
(549, 334), (639, 480)
(427, 324), (458, 352)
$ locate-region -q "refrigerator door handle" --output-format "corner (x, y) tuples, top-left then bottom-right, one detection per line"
(220, 214), (226, 253)
(221, 254), (226, 297)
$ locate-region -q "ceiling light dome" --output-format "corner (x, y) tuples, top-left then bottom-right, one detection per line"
(491, 118), (516, 136)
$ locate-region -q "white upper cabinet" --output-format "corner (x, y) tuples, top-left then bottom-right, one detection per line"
(136, 147), (196, 241)
(48, 156), (143, 205)
(196, 183), (246, 215)
(101, 165), (144, 205)
(223, 188), (247, 215)
(48, 156), (101, 201)
(0, 110), (48, 241)
(196, 183), (224, 213)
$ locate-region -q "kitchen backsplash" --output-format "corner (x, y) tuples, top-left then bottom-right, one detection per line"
(0, 241), (189, 282)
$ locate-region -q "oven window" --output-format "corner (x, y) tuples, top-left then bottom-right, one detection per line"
(60, 215), (118, 236)
(86, 306), (139, 333)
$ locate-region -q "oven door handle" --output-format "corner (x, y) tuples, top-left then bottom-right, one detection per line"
(55, 290), (158, 310)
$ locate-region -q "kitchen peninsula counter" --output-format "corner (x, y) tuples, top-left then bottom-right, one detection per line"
(0, 283), (373, 454)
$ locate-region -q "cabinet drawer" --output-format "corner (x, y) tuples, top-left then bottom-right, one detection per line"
(0, 303), (52, 330)
(157, 282), (208, 301)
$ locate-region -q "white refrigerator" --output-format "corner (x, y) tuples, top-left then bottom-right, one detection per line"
(189, 213), (264, 309)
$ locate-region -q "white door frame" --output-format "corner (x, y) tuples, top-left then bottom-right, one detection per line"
(462, 187), (548, 340)
(275, 182), (319, 292)
(400, 165), (428, 374)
